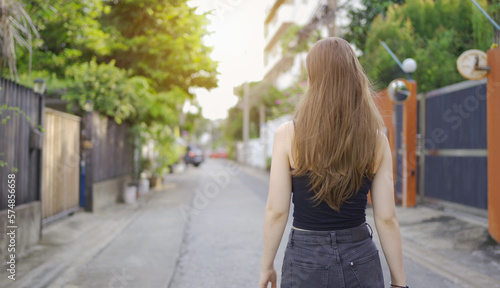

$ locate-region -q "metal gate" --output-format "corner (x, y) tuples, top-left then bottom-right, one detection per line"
(419, 80), (488, 209)
(389, 79), (488, 209)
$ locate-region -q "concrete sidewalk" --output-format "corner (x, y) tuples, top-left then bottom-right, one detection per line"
(387, 206), (500, 287)
(0, 179), (187, 288)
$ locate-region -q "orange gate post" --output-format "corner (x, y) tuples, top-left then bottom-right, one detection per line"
(370, 89), (397, 206)
(402, 80), (418, 207)
(487, 47), (500, 243)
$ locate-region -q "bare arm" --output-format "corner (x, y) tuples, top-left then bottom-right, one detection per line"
(259, 123), (293, 288)
(371, 133), (406, 287)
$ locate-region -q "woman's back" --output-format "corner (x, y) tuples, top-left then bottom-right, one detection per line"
(259, 38), (407, 288)
(290, 38), (382, 214)
(291, 170), (371, 231)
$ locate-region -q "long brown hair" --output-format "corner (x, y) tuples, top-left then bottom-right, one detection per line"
(291, 37), (383, 211)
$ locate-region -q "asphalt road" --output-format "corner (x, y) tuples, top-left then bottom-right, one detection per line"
(4, 159), (499, 288)
(168, 159), (500, 288)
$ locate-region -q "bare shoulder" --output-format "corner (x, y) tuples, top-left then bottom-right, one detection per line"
(376, 130), (389, 149)
(374, 130), (390, 172)
(274, 121), (294, 162)
(275, 120), (295, 137)
(274, 121), (295, 140)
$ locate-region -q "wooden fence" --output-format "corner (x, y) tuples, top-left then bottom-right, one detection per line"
(41, 108), (81, 220)
(82, 112), (134, 211)
(0, 78), (43, 210)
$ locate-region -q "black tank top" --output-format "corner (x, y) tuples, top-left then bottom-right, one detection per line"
(291, 171), (372, 231)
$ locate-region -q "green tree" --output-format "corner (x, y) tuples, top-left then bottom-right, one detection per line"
(16, 0), (111, 79)
(0, 0), (39, 80)
(100, 0), (218, 95)
(281, 24), (322, 56)
(5, 1), (218, 173)
(63, 59), (141, 124)
(15, 0), (217, 107)
(344, 0), (405, 51)
(361, 0), (494, 92)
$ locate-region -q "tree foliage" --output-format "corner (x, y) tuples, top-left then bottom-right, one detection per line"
(63, 59), (140, 124)
(359, 0), (494, 92)
(344, 0), (405, 51)
(224, 77), (307, 148)
(3, 0), (219, 171)
(0, 0), (39, 80)
(100, 0), (218, 94)
(281, 24), (322, 56)
(16, 0), (111, 78)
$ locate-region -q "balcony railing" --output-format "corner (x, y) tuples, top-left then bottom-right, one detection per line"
(264, 4), (294, 48)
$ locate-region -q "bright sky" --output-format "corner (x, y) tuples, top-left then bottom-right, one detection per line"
(188, 0), (268, 120)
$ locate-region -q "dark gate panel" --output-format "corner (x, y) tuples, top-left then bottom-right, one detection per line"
(425, 84), (487, 150)
(0, 78), (43, 209)
(82, 112), (134, 211)
(88, 113), (134, 183)
(424, 157), (487, 208)
(395, 104), (403, 196)
(422, 80), (487, 209)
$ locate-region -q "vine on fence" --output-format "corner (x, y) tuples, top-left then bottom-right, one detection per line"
(0, 103), (44, 171)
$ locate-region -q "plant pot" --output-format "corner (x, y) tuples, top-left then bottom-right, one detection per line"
(124, 185), (137, 204)
(149, 176), (162, 188)
(139, 178), (150, 194)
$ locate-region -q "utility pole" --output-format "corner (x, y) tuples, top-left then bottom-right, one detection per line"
(327, 0), (337, 37)
(259, 104), (266, 168)
(259, 104), (265, 127)
(243, 82), (250, 164)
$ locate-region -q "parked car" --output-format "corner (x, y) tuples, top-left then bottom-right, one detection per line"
(184, 146), (204, 167)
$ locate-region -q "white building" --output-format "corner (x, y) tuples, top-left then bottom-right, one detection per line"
(263, 0), (357, 90)
(234, 0), (361, 168)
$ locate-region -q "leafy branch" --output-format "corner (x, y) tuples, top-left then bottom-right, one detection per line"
(0, 104), (42, 171)
(281, 24), (322, 56)
(0, 0), (40, 80)
(0, 103), (40, 128)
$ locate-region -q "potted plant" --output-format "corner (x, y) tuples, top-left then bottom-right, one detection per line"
(123, 182), (137, 204)
(149, 166), (164, 188)
(149, 152), (173, 188)
(139, 178), (150, 195)
(138, 157), (152, 194)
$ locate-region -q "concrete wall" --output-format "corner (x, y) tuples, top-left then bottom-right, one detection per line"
(236, 115), (292, 169)
(0, 201), (41, 264)
(92, 175), (131, 213)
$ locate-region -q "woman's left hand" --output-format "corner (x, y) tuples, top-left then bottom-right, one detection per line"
(258, 268), (277, 288)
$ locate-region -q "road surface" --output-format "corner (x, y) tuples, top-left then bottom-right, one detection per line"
(3, 159), (499, 288)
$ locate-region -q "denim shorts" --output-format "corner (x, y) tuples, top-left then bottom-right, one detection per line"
(280, 223), (384, 288)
